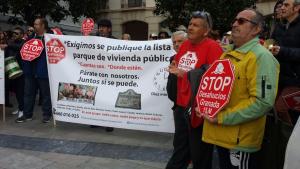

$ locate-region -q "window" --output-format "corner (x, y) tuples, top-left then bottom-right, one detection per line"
(128, 0), (143, 8)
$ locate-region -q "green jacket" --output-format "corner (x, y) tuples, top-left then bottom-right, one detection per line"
(202, 37), (279, 152)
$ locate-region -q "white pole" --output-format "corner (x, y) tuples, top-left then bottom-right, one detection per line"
(2, 104), (4, 122)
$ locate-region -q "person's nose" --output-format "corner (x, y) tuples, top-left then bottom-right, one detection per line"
(232, 20), (239, 27)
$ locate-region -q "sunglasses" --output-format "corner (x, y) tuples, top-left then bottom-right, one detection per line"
(232, 17), (257, 25)
(28, 29), (34, 32)
(13, 32), (21, 35)
(192, 11), (213, 28)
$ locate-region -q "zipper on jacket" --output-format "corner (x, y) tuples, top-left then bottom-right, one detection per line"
(261, 76), (266, 98)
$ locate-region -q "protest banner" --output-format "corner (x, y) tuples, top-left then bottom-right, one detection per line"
(0, 50), (4, 105)
(0, 50), (5, 122)
(45, 34), (176, 133)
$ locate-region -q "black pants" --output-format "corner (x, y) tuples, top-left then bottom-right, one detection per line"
(166, 106), (190, 169)
(12, 76), (24, 111)
(166, 106), (214, 169)
(189, 123), (213, 169)
(23, 77), (52, 118)
(217, 146), (257, 169)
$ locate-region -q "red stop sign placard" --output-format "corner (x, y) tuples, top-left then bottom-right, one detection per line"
(51, 28), (63, 35)
(20, 39), (44, 61)
(81, 18), (94, 36)
(46, 38), (66, 64)
(196, 59), (235, 118)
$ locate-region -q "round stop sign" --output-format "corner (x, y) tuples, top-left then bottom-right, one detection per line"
(81, 18), (94, 36)
(20, 39), (44, 61)
(196, 59), (235, 118)
(46, 38), (66, 64)
(51, 28), (63, 35)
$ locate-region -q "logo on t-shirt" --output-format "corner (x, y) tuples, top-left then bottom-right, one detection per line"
(178, 51), (198, 71)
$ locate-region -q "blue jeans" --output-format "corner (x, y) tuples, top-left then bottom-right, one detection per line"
(23, 77), (52, 118)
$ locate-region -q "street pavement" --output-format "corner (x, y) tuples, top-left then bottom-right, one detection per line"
(0, 96), (219, 169)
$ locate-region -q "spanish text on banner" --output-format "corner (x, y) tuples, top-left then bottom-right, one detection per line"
(45, 34), (176, 133)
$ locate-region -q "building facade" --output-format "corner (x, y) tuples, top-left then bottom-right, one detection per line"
(0, 0), (278, 39)
(96, 0), (166, 40)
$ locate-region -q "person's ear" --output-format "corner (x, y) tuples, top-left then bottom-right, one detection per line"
(204, 28), (210, 37)
(252, 25), (262, 36)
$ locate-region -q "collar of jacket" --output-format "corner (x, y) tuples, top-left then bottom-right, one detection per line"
(226, 37), (259, 61)
(289, 15), (300, 26)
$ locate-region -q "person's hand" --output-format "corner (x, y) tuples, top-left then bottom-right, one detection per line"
(203, 113), (218, 123)
(195, 106), (217, 123)
(168, 60), (185, 77)
(270, 45), (280, 56)
(196, 106), (218, 123)
(195, 106), (203, 118)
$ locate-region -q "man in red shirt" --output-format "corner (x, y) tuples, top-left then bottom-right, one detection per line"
(167, 11), (222, 169)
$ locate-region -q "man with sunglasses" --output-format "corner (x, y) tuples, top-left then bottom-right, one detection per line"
(0, 27), (25, 118)
(168, 11), (222, 169)
(197, 9), (279, 169)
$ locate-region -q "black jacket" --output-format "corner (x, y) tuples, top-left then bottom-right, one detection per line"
(271, 15), (300, 87)
(5, 39), (24, 68)
(166, 55), (177, 110)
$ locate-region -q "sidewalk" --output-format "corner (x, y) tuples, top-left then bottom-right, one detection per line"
(0, 97), (219, 169)
(0, 97), (173, 169)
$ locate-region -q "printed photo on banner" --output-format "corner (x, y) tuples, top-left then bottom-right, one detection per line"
(58, 82), (97, 105)
(115, 89), (141, 110)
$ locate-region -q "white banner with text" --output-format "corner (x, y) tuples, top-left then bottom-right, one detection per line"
(0, 50), (4, 104)
(45, 34), (175, 133)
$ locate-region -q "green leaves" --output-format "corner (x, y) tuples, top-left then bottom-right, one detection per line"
(154, 0), (256, 33)
(0, 0), (107, 25)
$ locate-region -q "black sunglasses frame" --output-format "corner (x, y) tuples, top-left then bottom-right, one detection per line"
(232, 17), (258, 25)
(12, 32), (21, 35)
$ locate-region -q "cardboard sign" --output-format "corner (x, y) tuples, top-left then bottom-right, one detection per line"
(20, 39), (44, 61)
(196, 59), (235, 118)
(81, 18), (94, 36)
(46, 38), (66, 64)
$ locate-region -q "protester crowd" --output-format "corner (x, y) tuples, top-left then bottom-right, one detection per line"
(0, 0), (300, 168)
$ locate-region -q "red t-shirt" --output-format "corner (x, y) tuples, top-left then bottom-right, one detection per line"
(175, 38), (223, 127)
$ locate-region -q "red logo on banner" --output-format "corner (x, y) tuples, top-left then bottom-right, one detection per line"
(20, 39), (44, 61)
(81, 18), (94, 36)
(196, 59), (235, 118)
(46, 38), (66, 64)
